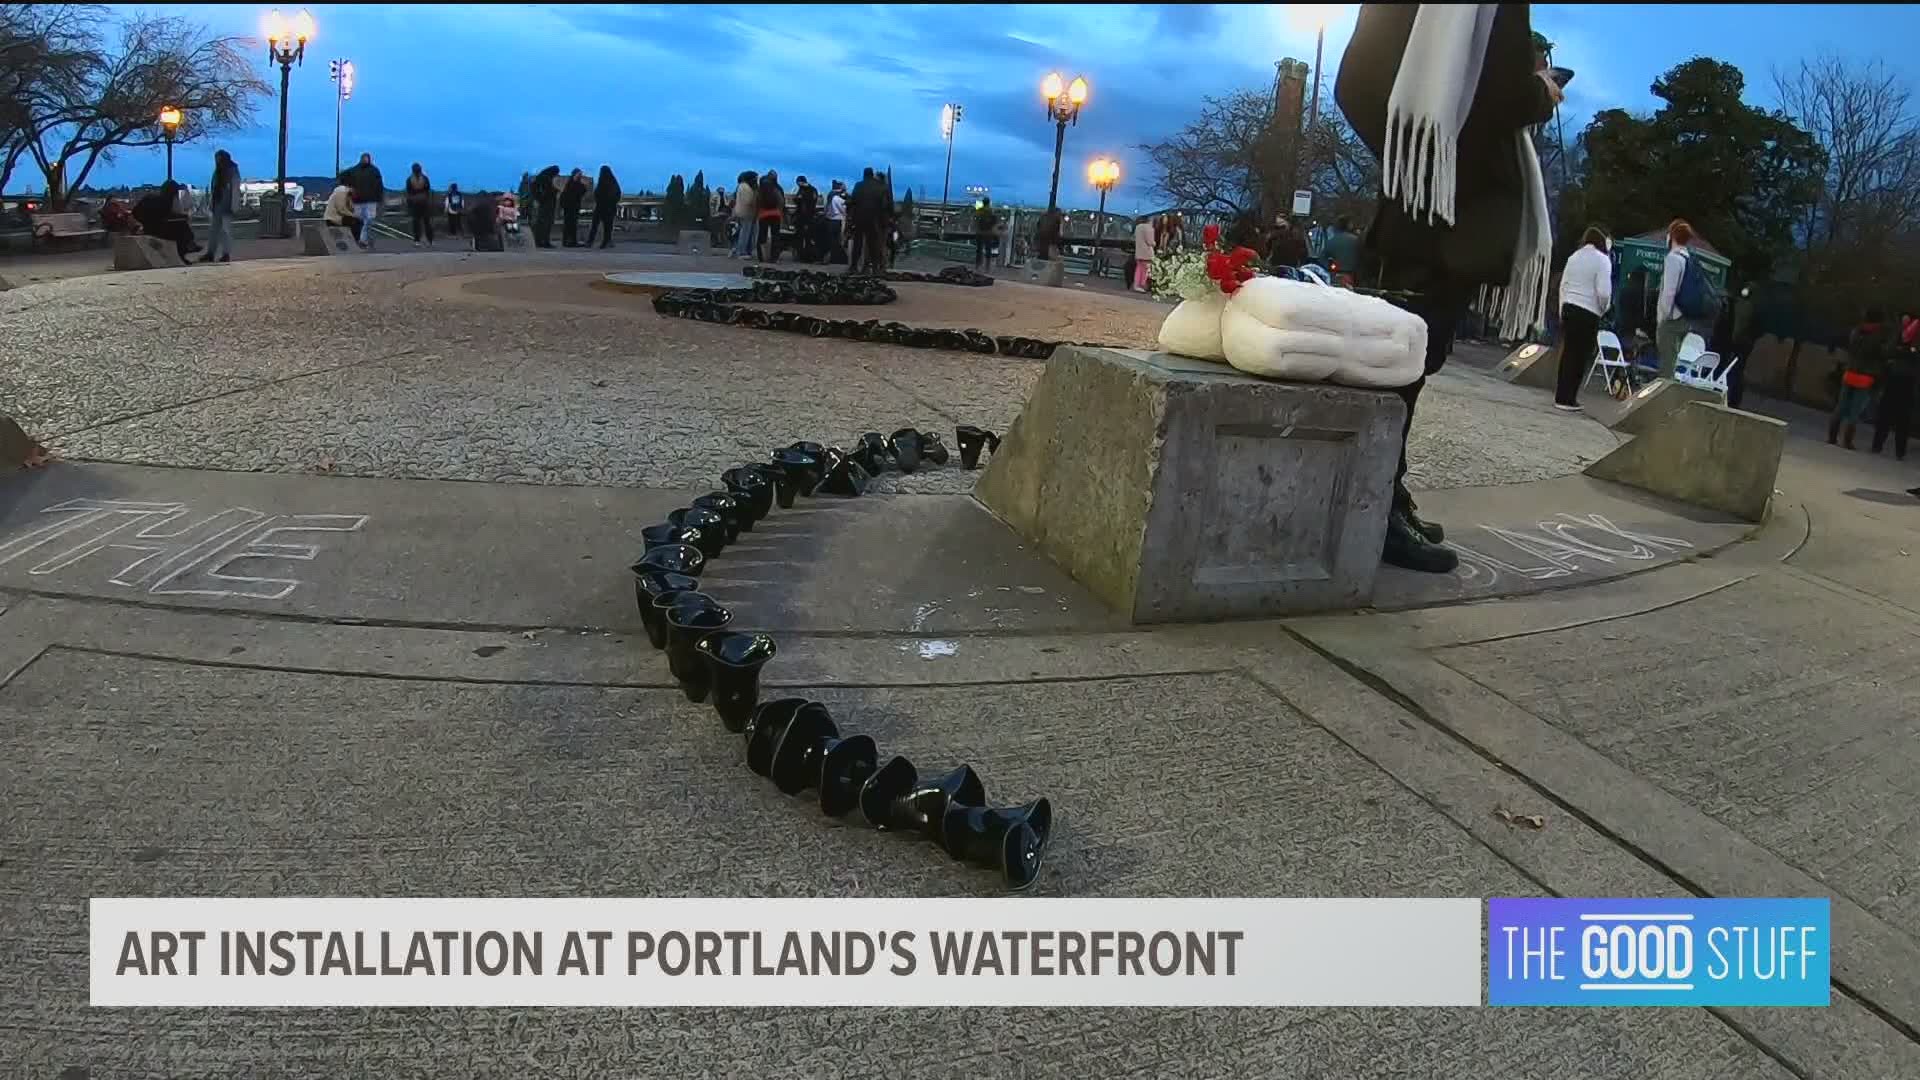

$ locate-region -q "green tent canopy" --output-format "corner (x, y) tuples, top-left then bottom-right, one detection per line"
(1612, 228), (1731, 293)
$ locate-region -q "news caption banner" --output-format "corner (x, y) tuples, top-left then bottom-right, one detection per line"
(1489, 898), (1830, 1006)
(92, 898), (1481, 1007)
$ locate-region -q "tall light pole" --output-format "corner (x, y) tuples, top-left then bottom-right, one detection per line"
(262, 8), (313, 235)
(940, 102), (963, 238)
(1088, 157), (1118, 276)
(1040, 72), (1088, 213)
(329, 58), (354, 179)
(157, 106), (182, 184)
(1291, 7), (1328, 218)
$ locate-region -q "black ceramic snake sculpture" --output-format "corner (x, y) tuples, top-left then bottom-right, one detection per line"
(651, 267), (1119, 359)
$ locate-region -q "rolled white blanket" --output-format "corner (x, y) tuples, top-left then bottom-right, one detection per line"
(1218, 277), (1426, 388)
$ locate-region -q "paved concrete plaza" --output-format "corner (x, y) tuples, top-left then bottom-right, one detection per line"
(1, 249), (1917, 1075)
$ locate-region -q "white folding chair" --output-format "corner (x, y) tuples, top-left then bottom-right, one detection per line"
(1588, 329), (1631, 394)
(1672, 332), (1709, 381)
(1706, 352), (1741, 398)
(1675, 350), (1720, 391)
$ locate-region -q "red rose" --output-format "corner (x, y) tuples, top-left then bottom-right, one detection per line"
(1202, 223), (1221, 248)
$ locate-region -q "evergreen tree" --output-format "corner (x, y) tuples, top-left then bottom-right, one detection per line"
(663, 173), (687, 225)
(687, 170), (709, 223)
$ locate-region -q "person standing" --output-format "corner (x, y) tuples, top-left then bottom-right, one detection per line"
(1714, 284), (1758, 408)
(730, 171), (758, 258)
(343, 152), (385, 249)
(1131, 215), (1157, 292)
(1830, 308), (1888, 450)
(199, 149), (239, 263)
(1325, 215), (1362, 283)
(444, 183), (465, 239)
(1338, 2), (1561, 574)
(531, 165), (560, 248)
(973, 197), (998, 270)
(791, 175), (819, 262)
(404, 163), (434, 246)
(1552, 226), (1612, 411)
(587, 166), (621, 249)
(752, 169), (784, 262)
(1654, 219), (1699, 378)
(848, 167), (887, 275)
(559, 168), (589, 247)
(827, 180), (848, 264)
(1874, 311), (1917, 459)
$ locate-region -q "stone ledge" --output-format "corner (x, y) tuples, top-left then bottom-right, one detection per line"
(976, 347), (1406, 622)
(111, 233), (185, 271)
(1583, 401), (1785, 521)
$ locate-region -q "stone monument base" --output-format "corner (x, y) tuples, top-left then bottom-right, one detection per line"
(303, 222), (360, 255)
(677, 230), (709, 256)
(975, 347), (1406, 622)
(1496, 342), (1561, 389)
(112, 234), (186, 271)
(1585, 401), (1784, 521)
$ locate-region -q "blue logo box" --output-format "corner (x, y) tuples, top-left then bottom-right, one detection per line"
(1488, 898), (1830, 1006)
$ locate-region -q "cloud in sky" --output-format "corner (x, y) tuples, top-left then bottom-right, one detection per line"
(81, 4), (1920, 212)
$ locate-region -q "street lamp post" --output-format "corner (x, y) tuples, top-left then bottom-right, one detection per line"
(329, 58), (354, 179)
(157, 106), (182, 184)
(262, 8), (313, 236)
(1087, 157), (1118, 273)
(1040, 72), (1088, 213)
(940, 102), (963, 239)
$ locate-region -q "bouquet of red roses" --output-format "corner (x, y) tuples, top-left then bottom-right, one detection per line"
(1201, 223), (1259, 295)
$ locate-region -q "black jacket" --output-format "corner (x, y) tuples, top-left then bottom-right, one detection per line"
(849, 178), (887, 225)
(595, 174), (621, 208)
(343, 162), (384, 205)
(1336, 3), (1555, 286)
(794, 182), (818, 219)
(560, 177), (588, 210)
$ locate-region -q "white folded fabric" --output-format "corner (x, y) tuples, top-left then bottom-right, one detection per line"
(1218, 278), (1426, 388)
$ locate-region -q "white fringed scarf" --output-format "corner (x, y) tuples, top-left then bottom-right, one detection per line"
(1380, 3), (1552, 340)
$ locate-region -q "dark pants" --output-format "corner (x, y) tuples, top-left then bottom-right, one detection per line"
(561, 205), (582, 246)
(975, 234), (992, 268)
(587, 210), (615, 248)
(827, 221), (845, 263)
(757, 216), (781, 261)
(857, 222), (885, 274)
(1556, 304), (1601, 406)
(446, 209), (462, 236)
(534, 202), (556, 247)
(1714, 338), (1754, 408)
(1391, 273), (1471, 504)
(408, 203), (433, 243)
(1874, 375), (1914, 459)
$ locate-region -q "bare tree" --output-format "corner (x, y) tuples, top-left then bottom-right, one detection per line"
(1, 3), (101, 194)
(15, 11), (268, 208)
(1142, 88), (1379, 224)
(1140, 90), (1275, 217)
(1773, 55), (1920, 250)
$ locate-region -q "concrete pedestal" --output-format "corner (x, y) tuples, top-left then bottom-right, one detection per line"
(1585, 401), (1785, 521)
(975, 347), (1407, 622)
(1606, 378), (1721, 434)
(112, 234), (186, 271)
(1496, 342), (1561, 389)
(302, 222), (359, 255)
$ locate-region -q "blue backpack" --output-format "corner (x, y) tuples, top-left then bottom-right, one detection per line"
(1674, 252), (1717, 320)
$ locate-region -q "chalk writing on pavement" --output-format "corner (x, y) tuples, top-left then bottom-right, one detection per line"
(1446, 513), (1694, 589)
(0, 498), (368, 601)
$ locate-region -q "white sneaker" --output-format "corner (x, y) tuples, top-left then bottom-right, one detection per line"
(1554, 402), (1583, 412)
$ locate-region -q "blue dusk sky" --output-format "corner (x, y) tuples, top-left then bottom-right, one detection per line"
(83, 3), (1920, 211)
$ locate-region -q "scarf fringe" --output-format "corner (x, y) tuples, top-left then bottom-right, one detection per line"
(1382, 107), (1458, 225)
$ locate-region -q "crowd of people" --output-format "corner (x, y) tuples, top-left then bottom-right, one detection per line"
(719, 166), (900, 273)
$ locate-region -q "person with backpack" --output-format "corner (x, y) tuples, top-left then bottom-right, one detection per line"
(1655, 218), (1713, 378)
(586, 166), (621, 249)
(1830, 307), (1890, 450)
(1873, 310), (1918, 459)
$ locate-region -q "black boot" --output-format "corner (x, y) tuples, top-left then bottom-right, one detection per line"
(1382, 508), (1459, 574)
(1394, 483), (1444, 544)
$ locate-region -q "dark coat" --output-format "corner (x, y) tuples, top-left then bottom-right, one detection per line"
(849, 178), (887, 225)
(560, 176), (589, 210)
(343, 161), (384, 205)
(1336, 3), (1555, 286)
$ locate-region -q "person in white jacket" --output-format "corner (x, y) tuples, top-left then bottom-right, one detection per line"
(1553, 225), (1612, 409)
